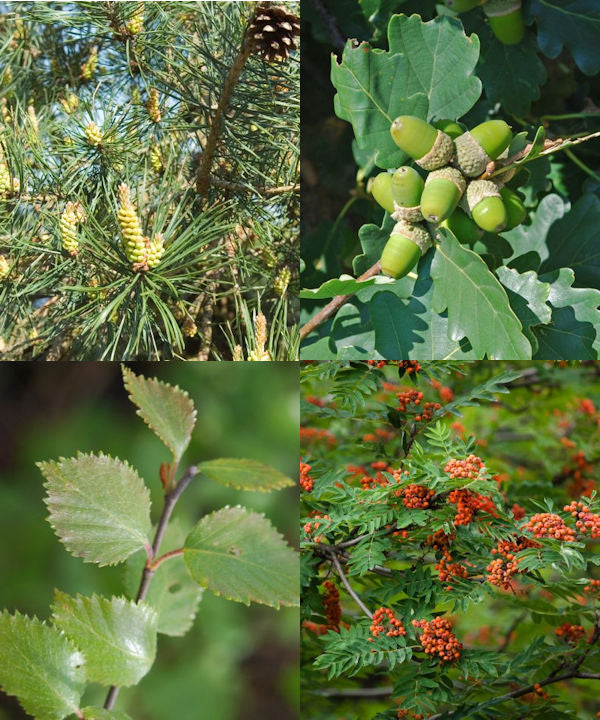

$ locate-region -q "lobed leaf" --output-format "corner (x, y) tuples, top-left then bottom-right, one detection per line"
(183, 506), (299, 609)
(39, 453), (152, 566)
(0, 611), (85, 720)
(196, 458), (295, 492)
(122, 366), (196, 465)
(51, 592), (158, 687)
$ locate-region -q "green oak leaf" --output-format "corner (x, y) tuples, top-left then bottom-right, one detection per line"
(353, 215), (395, 275)
(197, 458), (294, 492)
(539, 194), (600, 290)
(300, 276), (380, 300)
(184, 506), (299, 609)
(431, 231), (532, 359)
(503, 193), (567, 269)
(528, 0), (600, 76)
(387, 14), (482, 121)
(496, 267), (552, 355)
(39, 453), (152, 566)
(124, 520), (203, 637)
(330, 302), (376, 359)
(534, 268), (600, 359)
(80, 710), (133, 720)
(122, 366), (196, 465)
(0, 611), (85, 720)
(52, 593), (158, 687)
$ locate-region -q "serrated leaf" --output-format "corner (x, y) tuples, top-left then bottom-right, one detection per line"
(431, 231), (532, 359)
(197, 458), (295, 492)
(539, 194), (600, 289)
(124, 519), (202, 637)
(51, 593), (157, 687)
(528, 0), (600, 75)
(183, 506), (299, 608)
(477, 28), (546, 116)
(534, 268), (600, 359)
(80, 709), (133, 720)
(122, 366), (196, 464)
(0, 611), (85, 720)
(39, 453), (152, 566)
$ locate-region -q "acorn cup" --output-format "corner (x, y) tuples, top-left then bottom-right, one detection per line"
(391, 166), (424, 222)
(439, 207), (483, 244)
(380, 220), (432, 279)
(390, 115), (454, 171)
(484, 0), (525, 45)
(420, 167), (466, 223)
(453, 119), (512, 177)
(466, 180), (507, 233)
(369, 172), (395, 214)
(499, 187), (526, 230)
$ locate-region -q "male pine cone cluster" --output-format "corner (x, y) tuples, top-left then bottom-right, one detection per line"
(117, 183), (164, 270)
(245, 4), (300, 62)
(59, 201), (86, 256)
(370, 115), (526, 280)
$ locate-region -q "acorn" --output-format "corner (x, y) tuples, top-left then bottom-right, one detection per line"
(420, 167), (466, 223)
(499, 187), (526, 230)
(440, 207), (483, 245)
(444, 0), (487, 12)
(390, 115), (454, 171)
(380, 220), (432, 279)
(369, 171), (395, 214)
(466, 180), (507, 233)
(434, 119), (466, 140)
(391, 166), (424, 222)
(453, 119), (512, 177)
(484, 0), (524, 45)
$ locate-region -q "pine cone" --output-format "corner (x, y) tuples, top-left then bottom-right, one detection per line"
(245, 4), (300, 62)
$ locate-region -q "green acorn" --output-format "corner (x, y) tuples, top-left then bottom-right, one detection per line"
(369, 171), (395, 214)
(434, 119), (466, 140)
(420, 167), (466, 223)
(453, 119), (512, 177)
(391, 166), (424, 222)
(484, 0), (524, 45)
(499, 187), (526, 230)
(380, 220), (431, 279)
(440, 207), (483, 245)
(466, 180), (507, 233)
(444, 0), (487, 12)
(390, 115), (454, 171)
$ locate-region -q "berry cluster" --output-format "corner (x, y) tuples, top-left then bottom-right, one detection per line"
(396, 389), (423, 412)
(448, 489), (496, 526)
(444, 454), (485, 479)
(362, 427), (395, 443)
(300, 462), (314, 493)
(431, 378), (454, 402)
(435, 556), (468, 590)
(412, 617), (462, 662)
(359, 461), (394, 490)
(564, 501), (600, 539)
(563, 450), (596, 498)
(303, 512), (331, 543)
(584, 579), (600, 597)
(366, 360), (421, 374)
(486, 537), (539, 590)
(299, 427), (336, 446)
(522, 513), (576, 542)
(555, 622), (585, 643)
(402, 483), (435, 509)
(397, 711), (424, 720)
(369, 607), (406, 639)
(322, 580), (341, 629)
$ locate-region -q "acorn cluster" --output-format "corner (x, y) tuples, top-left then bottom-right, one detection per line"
(412, 617), (462, 662)
(522, 513), (576, 542)
(300, 462), (314, 493)
(369, 607), (406, 639)
(369, 115), (527, 280)
(445, 0), (525, 46)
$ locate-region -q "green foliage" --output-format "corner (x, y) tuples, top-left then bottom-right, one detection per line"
(0, 1), (299, 360)
(196, 458), (295, 492)
(184, 506), (299, 609)
(51, 592), (158, 686)
(301, 361), (600, 720)
(0, 612), (85, 720)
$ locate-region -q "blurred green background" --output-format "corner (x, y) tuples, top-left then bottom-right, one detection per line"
(0, 362), (299, 720)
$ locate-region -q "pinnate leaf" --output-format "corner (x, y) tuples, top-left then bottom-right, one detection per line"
(122, 366), (196, 464)
(39, 453), (152, 566)
(0, 611), (85, 720)
(431, 231), (532, 359)
(197, 458), (295, 492)
(51, 592), (158, 687)
(183, 506), (299, 608)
